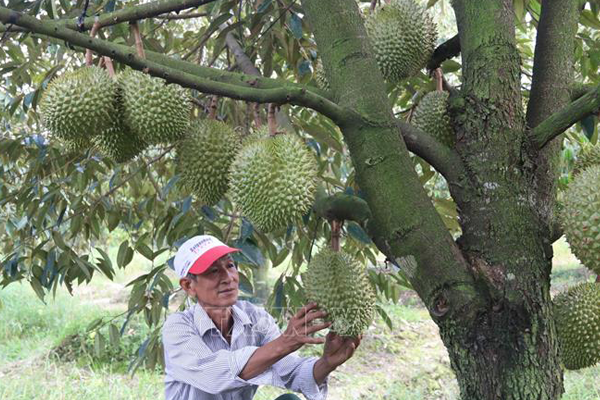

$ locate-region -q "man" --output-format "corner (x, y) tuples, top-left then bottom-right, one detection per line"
(163, 235), (361, 400)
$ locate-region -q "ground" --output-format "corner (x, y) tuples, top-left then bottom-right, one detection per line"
(0, 238), (599, 400)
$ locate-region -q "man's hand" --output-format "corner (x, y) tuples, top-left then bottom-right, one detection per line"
(279, 302), (331, 353)
(322, 331), (361, 369)
(313, 332), (362, 385)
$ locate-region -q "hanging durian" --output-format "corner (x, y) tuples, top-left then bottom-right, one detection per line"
(573, 144), (600, 176)
(562, 165), (600, 275)
(365, 0), (437, 83)
(229, 132), (317, 232)
(303, 248), (376, 338)
(40, 66), (118, 141)
(412, 91), (454, 147)
(554, 282), (600, 370)
(119, 69), (190, 145)
(176, 119), (240, 205)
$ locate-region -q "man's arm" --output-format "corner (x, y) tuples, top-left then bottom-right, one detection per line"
(239, 303), (329, 380)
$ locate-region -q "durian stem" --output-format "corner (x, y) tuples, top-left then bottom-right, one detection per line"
(370, 0), (378, 11)
(596, 275), (600, 283)
(434, 68), (443, 92)
(130, 21), (146, 60)
(85, 20), (101, 66)
(330, 219), (343, 252)
(268, 103), (278, 135)
(104, 57), (115, 77)
(208, 95), (219, 119)
(253, 103), (263, 127)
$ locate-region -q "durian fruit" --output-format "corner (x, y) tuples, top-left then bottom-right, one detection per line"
(58, 135), (92, 155)
(412, 91), (454, 147)
(95, 121), (148, 163)
(365, 0), (437, 84)
(303, 248), (376, 337)
(229, 132), (317, 232)
(561, 165), (600, 275)
(176, 119), (240, 205)
(94, 88), (148, 163)
(314, 60), (330, 91)
(119, 70), (190, 145)
(573, 144), (600, 176)
(554, 282), (600, 370)
(40, 66), (117, 141)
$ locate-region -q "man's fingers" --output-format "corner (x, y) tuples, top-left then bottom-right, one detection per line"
(304, 310), (328, 323)
(293, 302), (318, 320)
(302, 336), (326, 345)
(305, 321), (332, 335)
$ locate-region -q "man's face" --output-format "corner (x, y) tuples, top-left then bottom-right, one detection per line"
(181, 255), (239, 309)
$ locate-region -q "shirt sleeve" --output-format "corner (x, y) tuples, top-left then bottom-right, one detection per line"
(162, 313), (260, 394)
(234, 308), (329, 400)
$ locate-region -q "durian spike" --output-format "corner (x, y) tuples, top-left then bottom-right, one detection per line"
(130, 21), (146, 59)
(434, 68), (443, 92)
(268, 103), (278, 136)
(330, 219), (344, 252)
(85, 19), (101, 66)
(208, 95), (220, 119)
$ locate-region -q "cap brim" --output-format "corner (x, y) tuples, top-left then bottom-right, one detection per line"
(188, 246), (240, 275)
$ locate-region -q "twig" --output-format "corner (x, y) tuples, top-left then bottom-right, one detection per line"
(208, 96), (219, 119)
(130, 22), (146, 59)
(156, 12), (208, 20)
(85, 20), (101, 66)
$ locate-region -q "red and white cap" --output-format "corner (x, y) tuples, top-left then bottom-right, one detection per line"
(174, 235), (240, 278)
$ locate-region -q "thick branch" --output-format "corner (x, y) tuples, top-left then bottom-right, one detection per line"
(531, 85), (600, 149)
(225, 31), (261, 76)
(397, 120), (465, 186)
(60, 0), (216, 31)
(0, 8), (346, 123)
(426, 34), (460, 71)
(526, 0), (580, 128)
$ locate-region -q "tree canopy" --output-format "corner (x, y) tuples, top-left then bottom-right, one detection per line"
(1, 0), (600, 398)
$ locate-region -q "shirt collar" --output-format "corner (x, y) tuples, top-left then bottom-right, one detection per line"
(193, 301), (253, 336)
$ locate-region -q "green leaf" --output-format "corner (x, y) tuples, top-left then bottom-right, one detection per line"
(30, 279), (46, 302)
(52, 231), (68, 251)
(117, 240), (130, 268)
(94, 332), (106, 358)
(289, 13), (303, 39)
(136, 243), (155, 261)
(375, 304), (393, 331)
(109, 323), (121, 347)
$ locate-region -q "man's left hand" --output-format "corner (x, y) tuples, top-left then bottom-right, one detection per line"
(322, 331), (362, 369)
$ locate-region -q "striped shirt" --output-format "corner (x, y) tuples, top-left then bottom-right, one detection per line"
(162, 300), (328, 400)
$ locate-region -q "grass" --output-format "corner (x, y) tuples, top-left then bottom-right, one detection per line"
(0, 238), (599, 399)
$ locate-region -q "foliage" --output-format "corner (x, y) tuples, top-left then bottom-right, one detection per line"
(1, 0), (600, 394)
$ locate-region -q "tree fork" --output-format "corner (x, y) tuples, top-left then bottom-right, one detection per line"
(301, 0), (479, 320)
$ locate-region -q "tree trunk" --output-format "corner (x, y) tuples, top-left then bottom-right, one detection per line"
(303, 0), (567, 398)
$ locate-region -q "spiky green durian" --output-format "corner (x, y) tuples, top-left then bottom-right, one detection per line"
(574, 145), (600, 176)
(58, 135), (92, 154)
(303, 248), (376, 338)
(562, 165), (600, 275)
(229, 133), (318, 232)
(176, 119), (240, 205)
(94, 121), (147, 163)
(40, 66), (117, 140)
(554, 282), (600, 370)
(412, 91), (454, 147)
(241, 125), (271, 147)
(119, 70), (190, 145)
(365, 0), (437, 83)
(314, 60), (330, 91)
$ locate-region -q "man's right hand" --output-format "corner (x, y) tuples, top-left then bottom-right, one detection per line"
(279, 302), (331, 352)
